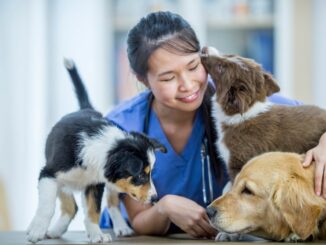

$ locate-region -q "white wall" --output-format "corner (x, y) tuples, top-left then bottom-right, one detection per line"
(0, 0), (113, 230)
(313, 0), (326, 108)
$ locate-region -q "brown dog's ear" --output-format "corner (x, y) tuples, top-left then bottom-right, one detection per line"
(263, 72), (280, 96)
(273, 178), (321, 240)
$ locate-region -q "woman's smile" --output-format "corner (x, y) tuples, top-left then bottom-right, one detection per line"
(177, 90), (200, 103)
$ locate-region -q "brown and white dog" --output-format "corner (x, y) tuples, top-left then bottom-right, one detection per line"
(201, 47), (326, 182)
(207, 152), (326, 242)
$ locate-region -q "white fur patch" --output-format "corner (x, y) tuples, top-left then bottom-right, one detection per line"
(27, 178), (58, 243)
(47, 213), (72, 238)
(81, 193), (112, 243)
(56, 126), (126, 191)
(211, 96), (231, 166)
(109, 206), (134, 236)
(211, 96), (272, 166)
(147, 150), (157, 200)
(215, 100), (272, 126)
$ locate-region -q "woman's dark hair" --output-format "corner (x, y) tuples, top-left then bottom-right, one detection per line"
(127, 11), (200, 80)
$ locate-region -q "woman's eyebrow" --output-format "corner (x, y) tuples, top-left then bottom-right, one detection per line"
(158, 70), (174, 77)
(158, 58), (198, 77)
(187, 58), (197, 66)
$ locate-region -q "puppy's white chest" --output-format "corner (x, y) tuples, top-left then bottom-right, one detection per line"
(211, 97), (230, 165)
(56, 165), (105, 191)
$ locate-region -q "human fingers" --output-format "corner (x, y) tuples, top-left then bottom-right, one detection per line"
(314, 162), (325, 196)
(302, 150), (313, 167)
(197, 219), (217, 238)
(189, 223), (209, 238)
(322, 164), (326, 198)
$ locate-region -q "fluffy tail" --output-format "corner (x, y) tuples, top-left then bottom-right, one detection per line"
(64, 58), (93, 110)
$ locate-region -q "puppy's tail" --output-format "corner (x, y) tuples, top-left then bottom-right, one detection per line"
(64, 58), (93, 110)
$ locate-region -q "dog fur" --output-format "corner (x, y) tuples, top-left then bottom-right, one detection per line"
(26, 59), (166, 243)
(201, 48), (326, 181)
(207, 152), (326, 242)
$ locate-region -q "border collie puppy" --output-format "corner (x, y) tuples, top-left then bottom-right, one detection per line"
(27, 60), (166, 243)
(201, 47), (326, 182)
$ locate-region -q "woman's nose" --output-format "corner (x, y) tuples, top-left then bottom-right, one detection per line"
(178, 74), (193, 91)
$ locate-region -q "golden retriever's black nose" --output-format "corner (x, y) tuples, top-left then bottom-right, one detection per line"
(206, 206), (217, 219)
(150, 195), (158, 204)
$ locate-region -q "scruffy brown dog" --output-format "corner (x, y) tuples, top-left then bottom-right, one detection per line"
(201, 47), (326, 181)
(207, 152), (326, 242)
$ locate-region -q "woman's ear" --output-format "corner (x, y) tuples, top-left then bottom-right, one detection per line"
(136, 74), (149, 87)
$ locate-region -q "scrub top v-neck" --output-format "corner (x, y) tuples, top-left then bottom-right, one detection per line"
(148, 105), (209, 203)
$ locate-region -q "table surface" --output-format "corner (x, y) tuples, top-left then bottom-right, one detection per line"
(1, 230), (325, 245)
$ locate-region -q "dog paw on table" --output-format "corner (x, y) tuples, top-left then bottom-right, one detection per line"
(113, 225), (134, 237)
(215, 232), (241, 241)
(215, 232), (269, 242)
(86, 225), (112, 243)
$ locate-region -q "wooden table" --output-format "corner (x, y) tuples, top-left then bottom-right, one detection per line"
(1, 230), (325, 244)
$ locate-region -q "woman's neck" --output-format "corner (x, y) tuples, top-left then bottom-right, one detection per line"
(152, 99), (197, 154)
(152, 99), (196, 126)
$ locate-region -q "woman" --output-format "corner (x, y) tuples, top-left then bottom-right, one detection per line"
(102, 11), (326, 238)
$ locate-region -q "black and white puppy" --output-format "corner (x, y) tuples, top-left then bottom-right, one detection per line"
(27, 60), (166, 243)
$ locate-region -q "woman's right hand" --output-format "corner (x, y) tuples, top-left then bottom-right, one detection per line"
(157, 194), (217, 238)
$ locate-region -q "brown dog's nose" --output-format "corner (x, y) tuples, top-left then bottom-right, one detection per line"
(206, 206), (217, 219)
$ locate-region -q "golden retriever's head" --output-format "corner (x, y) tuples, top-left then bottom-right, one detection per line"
(207, 152), (322, 241)
(201, 47), (280, 116)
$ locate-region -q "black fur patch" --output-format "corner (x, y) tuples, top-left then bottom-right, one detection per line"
(104, 133), (155, 185)
(42, 109), (109, 175)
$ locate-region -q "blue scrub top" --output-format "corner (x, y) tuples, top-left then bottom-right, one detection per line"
(106, 90), (227, 205)
(100, 89), (301, 229)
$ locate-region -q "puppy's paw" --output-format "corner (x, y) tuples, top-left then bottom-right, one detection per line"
(86, 224), (112, 243)
(113, 224), (134, 237)
(46, 216), (71, 239)
(88, 231), (112, 243)
(215, 232), (241, 242)
(27, 223), (48, 243)
(46, 227), (65, 239)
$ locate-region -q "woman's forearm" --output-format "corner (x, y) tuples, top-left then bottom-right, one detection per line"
(131, 200), (171, 235)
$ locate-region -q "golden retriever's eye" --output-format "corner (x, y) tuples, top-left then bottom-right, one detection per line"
(241, 186), (253, 195)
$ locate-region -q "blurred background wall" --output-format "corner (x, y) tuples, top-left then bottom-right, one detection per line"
(0, 0), (325, 231)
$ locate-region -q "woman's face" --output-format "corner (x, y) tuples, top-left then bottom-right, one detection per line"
(145, 48), (208, 113)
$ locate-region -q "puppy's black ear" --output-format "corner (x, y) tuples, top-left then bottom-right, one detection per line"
(263, 72), (280, 96)
(149, 138), (167, 153)
(273, 178), (321, 240)
(125, 156), (143, 176)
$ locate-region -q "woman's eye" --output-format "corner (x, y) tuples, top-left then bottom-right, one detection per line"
(160, 76), (174, 82)
(189, 63), (199, 71)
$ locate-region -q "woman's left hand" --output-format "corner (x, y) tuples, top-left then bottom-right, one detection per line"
(303, 132), (326, 198)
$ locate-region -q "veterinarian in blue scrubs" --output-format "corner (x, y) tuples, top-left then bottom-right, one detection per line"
(100, 11), (321, 238)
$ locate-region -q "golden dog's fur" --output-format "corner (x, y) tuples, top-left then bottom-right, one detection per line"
(207, 152), (326, 242)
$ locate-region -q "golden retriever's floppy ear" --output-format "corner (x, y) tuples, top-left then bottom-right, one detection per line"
(263, 72), (280, 96)
(273, 178), (321, 240)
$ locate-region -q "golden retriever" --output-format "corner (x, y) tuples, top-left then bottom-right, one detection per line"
(207, 152), (326, 242)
